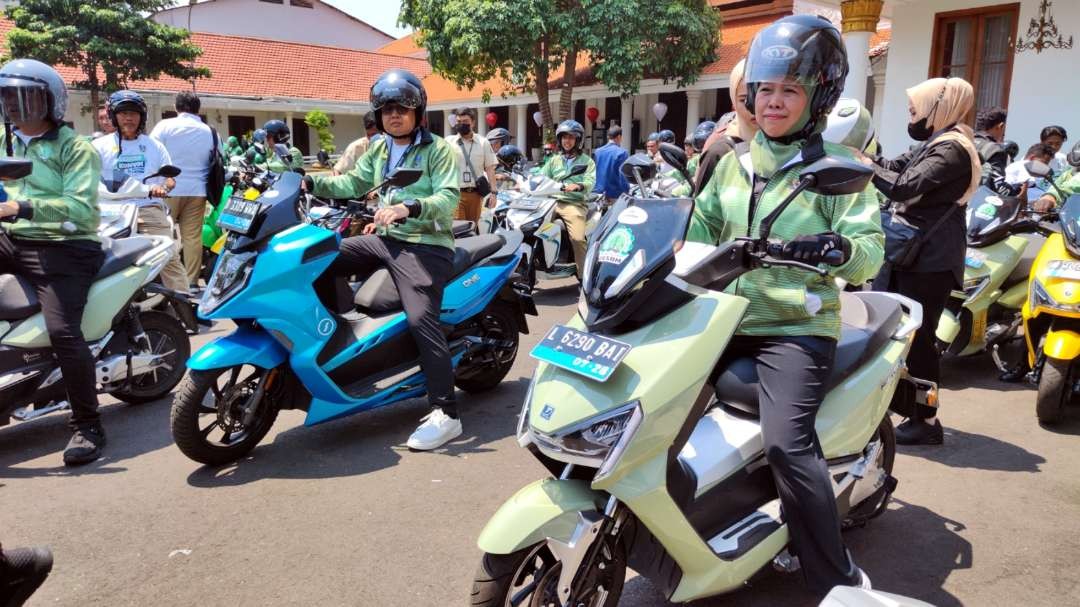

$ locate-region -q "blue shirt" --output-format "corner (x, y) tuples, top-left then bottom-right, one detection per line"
(592, 141), (629, 198)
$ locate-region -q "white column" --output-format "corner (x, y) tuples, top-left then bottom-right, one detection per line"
(644, 93), (658, 135)
(515, 104), (528, 151)
(842, 31), (872, 103)
(620, 97), (633, 153)
(685, 90), (703, 135)
(477, 105), (488, 136)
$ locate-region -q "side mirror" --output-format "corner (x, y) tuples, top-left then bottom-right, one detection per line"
(659, 142), (695, 195)
(146, 164), (182, 181)
(387, 167), (422, 188)
(799, 157), (874, 196)
(620, 154), (657, 184)
(0, 158), (33, 180)
(1025, 159), (1053, 179)
(567, 163), (588, 178)
(274, 143), (292, 163)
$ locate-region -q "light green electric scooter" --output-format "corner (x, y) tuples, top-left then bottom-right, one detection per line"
(470, 151), (930, 605)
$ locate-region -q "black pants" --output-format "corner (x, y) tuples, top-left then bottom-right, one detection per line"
(0, 233), (104, 430)
(885, 270), (952, 418)
(717, 335), (859, 595)
(323, 235), (457, 416)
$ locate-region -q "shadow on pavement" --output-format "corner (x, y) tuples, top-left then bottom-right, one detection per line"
(1039, 412), (1080, 435)
(533, 282), (580, 310)
(186, 376), (530, 488)
(0, 397), (175, 479)
(898, 425), (1045, 473)
(621, 499), (970, 607)
(939, 353), (1032, 393)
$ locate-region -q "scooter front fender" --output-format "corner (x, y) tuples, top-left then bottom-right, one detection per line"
(477, 479), (606, 555)
(1043, 328), (1080, 361)
(935, 308), (960, 345)
(188, 325), (288, 371)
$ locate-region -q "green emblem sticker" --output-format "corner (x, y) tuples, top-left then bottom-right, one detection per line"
(598, 225), (635, 264)
(974, 202), (996, 220)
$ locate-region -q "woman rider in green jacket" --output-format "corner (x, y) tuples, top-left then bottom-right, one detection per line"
(262, 119), (304, 174)
(686, 16), (884, 596)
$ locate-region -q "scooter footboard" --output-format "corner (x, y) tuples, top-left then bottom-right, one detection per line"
(188, 325), (288, 371)
(477, 479), (606, 554)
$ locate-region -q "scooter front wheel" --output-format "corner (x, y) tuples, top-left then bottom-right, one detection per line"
(1036, 357), (1072, 424)
(470, 540), (625, 607)
(170, 365), (280, 465)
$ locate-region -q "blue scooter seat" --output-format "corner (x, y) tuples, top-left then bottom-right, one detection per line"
(353, 234), (507, 314)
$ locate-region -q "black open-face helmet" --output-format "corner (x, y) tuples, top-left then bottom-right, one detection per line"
(691, 121), (717, 152)
(370, 68), (427, 132)
(496, 144), (525, 170)
(263, 119), (291, 144)
(744, 14), (849, 143)
(107, 90), (147, 134)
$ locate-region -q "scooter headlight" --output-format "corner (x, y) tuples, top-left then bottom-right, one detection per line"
(200, 250), (256, 315)
(1031, 278), (1080, 313)
(530, 401), (642, 479)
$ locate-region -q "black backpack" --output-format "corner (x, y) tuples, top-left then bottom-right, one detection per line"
(206, 127), (226, 204)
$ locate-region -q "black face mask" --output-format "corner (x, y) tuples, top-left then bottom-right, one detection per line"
(456, 123), (472, 136)
(908, 117), (933, 141)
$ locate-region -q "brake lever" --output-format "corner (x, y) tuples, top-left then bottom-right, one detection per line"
(756, 254), (830, 277)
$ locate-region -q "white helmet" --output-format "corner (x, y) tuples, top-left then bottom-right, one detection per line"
(0, 58), (68, 123)
(823, 98), (876, 154)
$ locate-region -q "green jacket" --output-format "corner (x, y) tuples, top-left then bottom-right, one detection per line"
(1048, 169), (1080, 203)
(541, 152), (596, 207)
(312, 129), (460, 249)
(266, 145), (304, 173)
(687, 139), (884, 339)
(3, 124), (101, 243)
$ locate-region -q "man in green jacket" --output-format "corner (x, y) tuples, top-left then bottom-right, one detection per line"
(307, 69), (462, 451)
(541, 120), (595, 279)
(0, 59), (107, 465)
(262, 119), (304, 174)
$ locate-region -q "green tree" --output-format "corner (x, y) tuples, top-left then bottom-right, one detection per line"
(400, 0), (720, 134)
(305, 110), (335, 153)
(4, 0), (209, 116)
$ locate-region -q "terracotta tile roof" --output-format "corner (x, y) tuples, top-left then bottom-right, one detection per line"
(376, 35), (427, 59)
(702, 15), (774, 75)
(0, 18), (430, 104)
(870, 27), (892, 58)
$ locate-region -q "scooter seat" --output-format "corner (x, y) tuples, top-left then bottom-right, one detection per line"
(1003, 233), (1046, 288)
(453, 220), (477, 239)
(96, 237), (155, 280)
(352, 234), (508, 314)
(0, 274), (40, 320)
(715, 292), (904, 417)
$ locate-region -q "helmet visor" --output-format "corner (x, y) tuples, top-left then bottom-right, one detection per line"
(0, 82), (49, 123)
(370, 79), (423, 111)
(745, 23), (847, 87)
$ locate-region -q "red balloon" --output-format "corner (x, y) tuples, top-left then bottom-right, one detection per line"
(485, 112), (498, 128)
(586, 106), (600, 123)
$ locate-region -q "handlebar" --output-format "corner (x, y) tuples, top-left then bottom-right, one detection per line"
(762, 242), (846, 276)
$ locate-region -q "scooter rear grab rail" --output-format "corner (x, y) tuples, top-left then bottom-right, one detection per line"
(871, 291), (923, 341)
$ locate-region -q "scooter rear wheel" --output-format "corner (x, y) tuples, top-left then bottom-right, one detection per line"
(842, 415), (896, 529)
(170, 365), (279, 465)
(455, 302), (519, 394)
(107, 311), (191, 405)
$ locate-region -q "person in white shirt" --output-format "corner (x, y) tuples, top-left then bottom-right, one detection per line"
(150, 91), (214, 288)
(1005, 142), (1055, 202)
(444, 107), (496, 223)
(1040, 125), (1069, 175)
(93, 91), (187, 293)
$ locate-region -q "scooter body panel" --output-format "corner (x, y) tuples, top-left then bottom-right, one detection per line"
(1043, 328), (1080, 360)
(476, 478), (606, 554)
(1022, 233), (1080, 364)
(187, 325), (288, 371)
(940, 234), (1028, 351)
(1, 265), (148, 349)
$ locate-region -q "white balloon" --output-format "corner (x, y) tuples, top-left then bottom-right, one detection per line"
(653, 102), (668, 122)
(533, 111), (544, 127)
(448, 113), (458, 127)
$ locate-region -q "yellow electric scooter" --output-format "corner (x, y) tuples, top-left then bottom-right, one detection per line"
(1021, 161), (1080, 423)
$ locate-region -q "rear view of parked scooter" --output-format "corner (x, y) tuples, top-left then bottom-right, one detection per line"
(1, 159), (190, 426)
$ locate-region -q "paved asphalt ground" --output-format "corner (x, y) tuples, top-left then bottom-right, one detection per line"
(3, 278), (1080, 606)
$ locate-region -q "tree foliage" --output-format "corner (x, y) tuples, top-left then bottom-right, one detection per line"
(305, 110), (335, 153)
(4, 0), (209, 115)
(400, 0), (720, 134)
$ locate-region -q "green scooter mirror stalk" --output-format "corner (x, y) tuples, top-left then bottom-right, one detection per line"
(472, 154), (933, 605)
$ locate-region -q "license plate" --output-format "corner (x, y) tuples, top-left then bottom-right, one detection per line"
(530, 325), (632, 382)
(511, 198), (543, 211)
(1048, 260), (1080, 280)
(217, 197), (260, 234)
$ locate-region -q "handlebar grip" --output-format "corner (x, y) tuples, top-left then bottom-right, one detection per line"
(822, 249), (846, 266)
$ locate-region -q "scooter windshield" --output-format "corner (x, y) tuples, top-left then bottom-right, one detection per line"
(582, 197), (693, 307)
(101, 169), (134, 194)
(1059, 194), (1080, 256)
(966, 187), (1021, 242)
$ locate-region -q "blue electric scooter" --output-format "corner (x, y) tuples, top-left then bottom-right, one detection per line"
(170, 168), (536, 465)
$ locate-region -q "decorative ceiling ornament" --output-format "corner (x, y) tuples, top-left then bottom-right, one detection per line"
(1016, 0), (1073, 54)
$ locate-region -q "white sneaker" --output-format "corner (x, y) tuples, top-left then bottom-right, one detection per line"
(857, 568), (872, 590)
(406, 409), (462, 450)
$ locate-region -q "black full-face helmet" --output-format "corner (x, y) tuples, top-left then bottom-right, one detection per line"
(496, 144), (525, 170)
(370, 68), (427, 133)
(744, 14), (849, 142)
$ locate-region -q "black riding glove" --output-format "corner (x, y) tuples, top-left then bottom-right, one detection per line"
(782, 232), (851, 265)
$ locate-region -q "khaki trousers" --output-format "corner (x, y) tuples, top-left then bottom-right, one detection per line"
(454, 190), (484, 223)
(166, 196), (207, 287)
(137, 203), (189, 293)
(555, 202), (588, 279)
